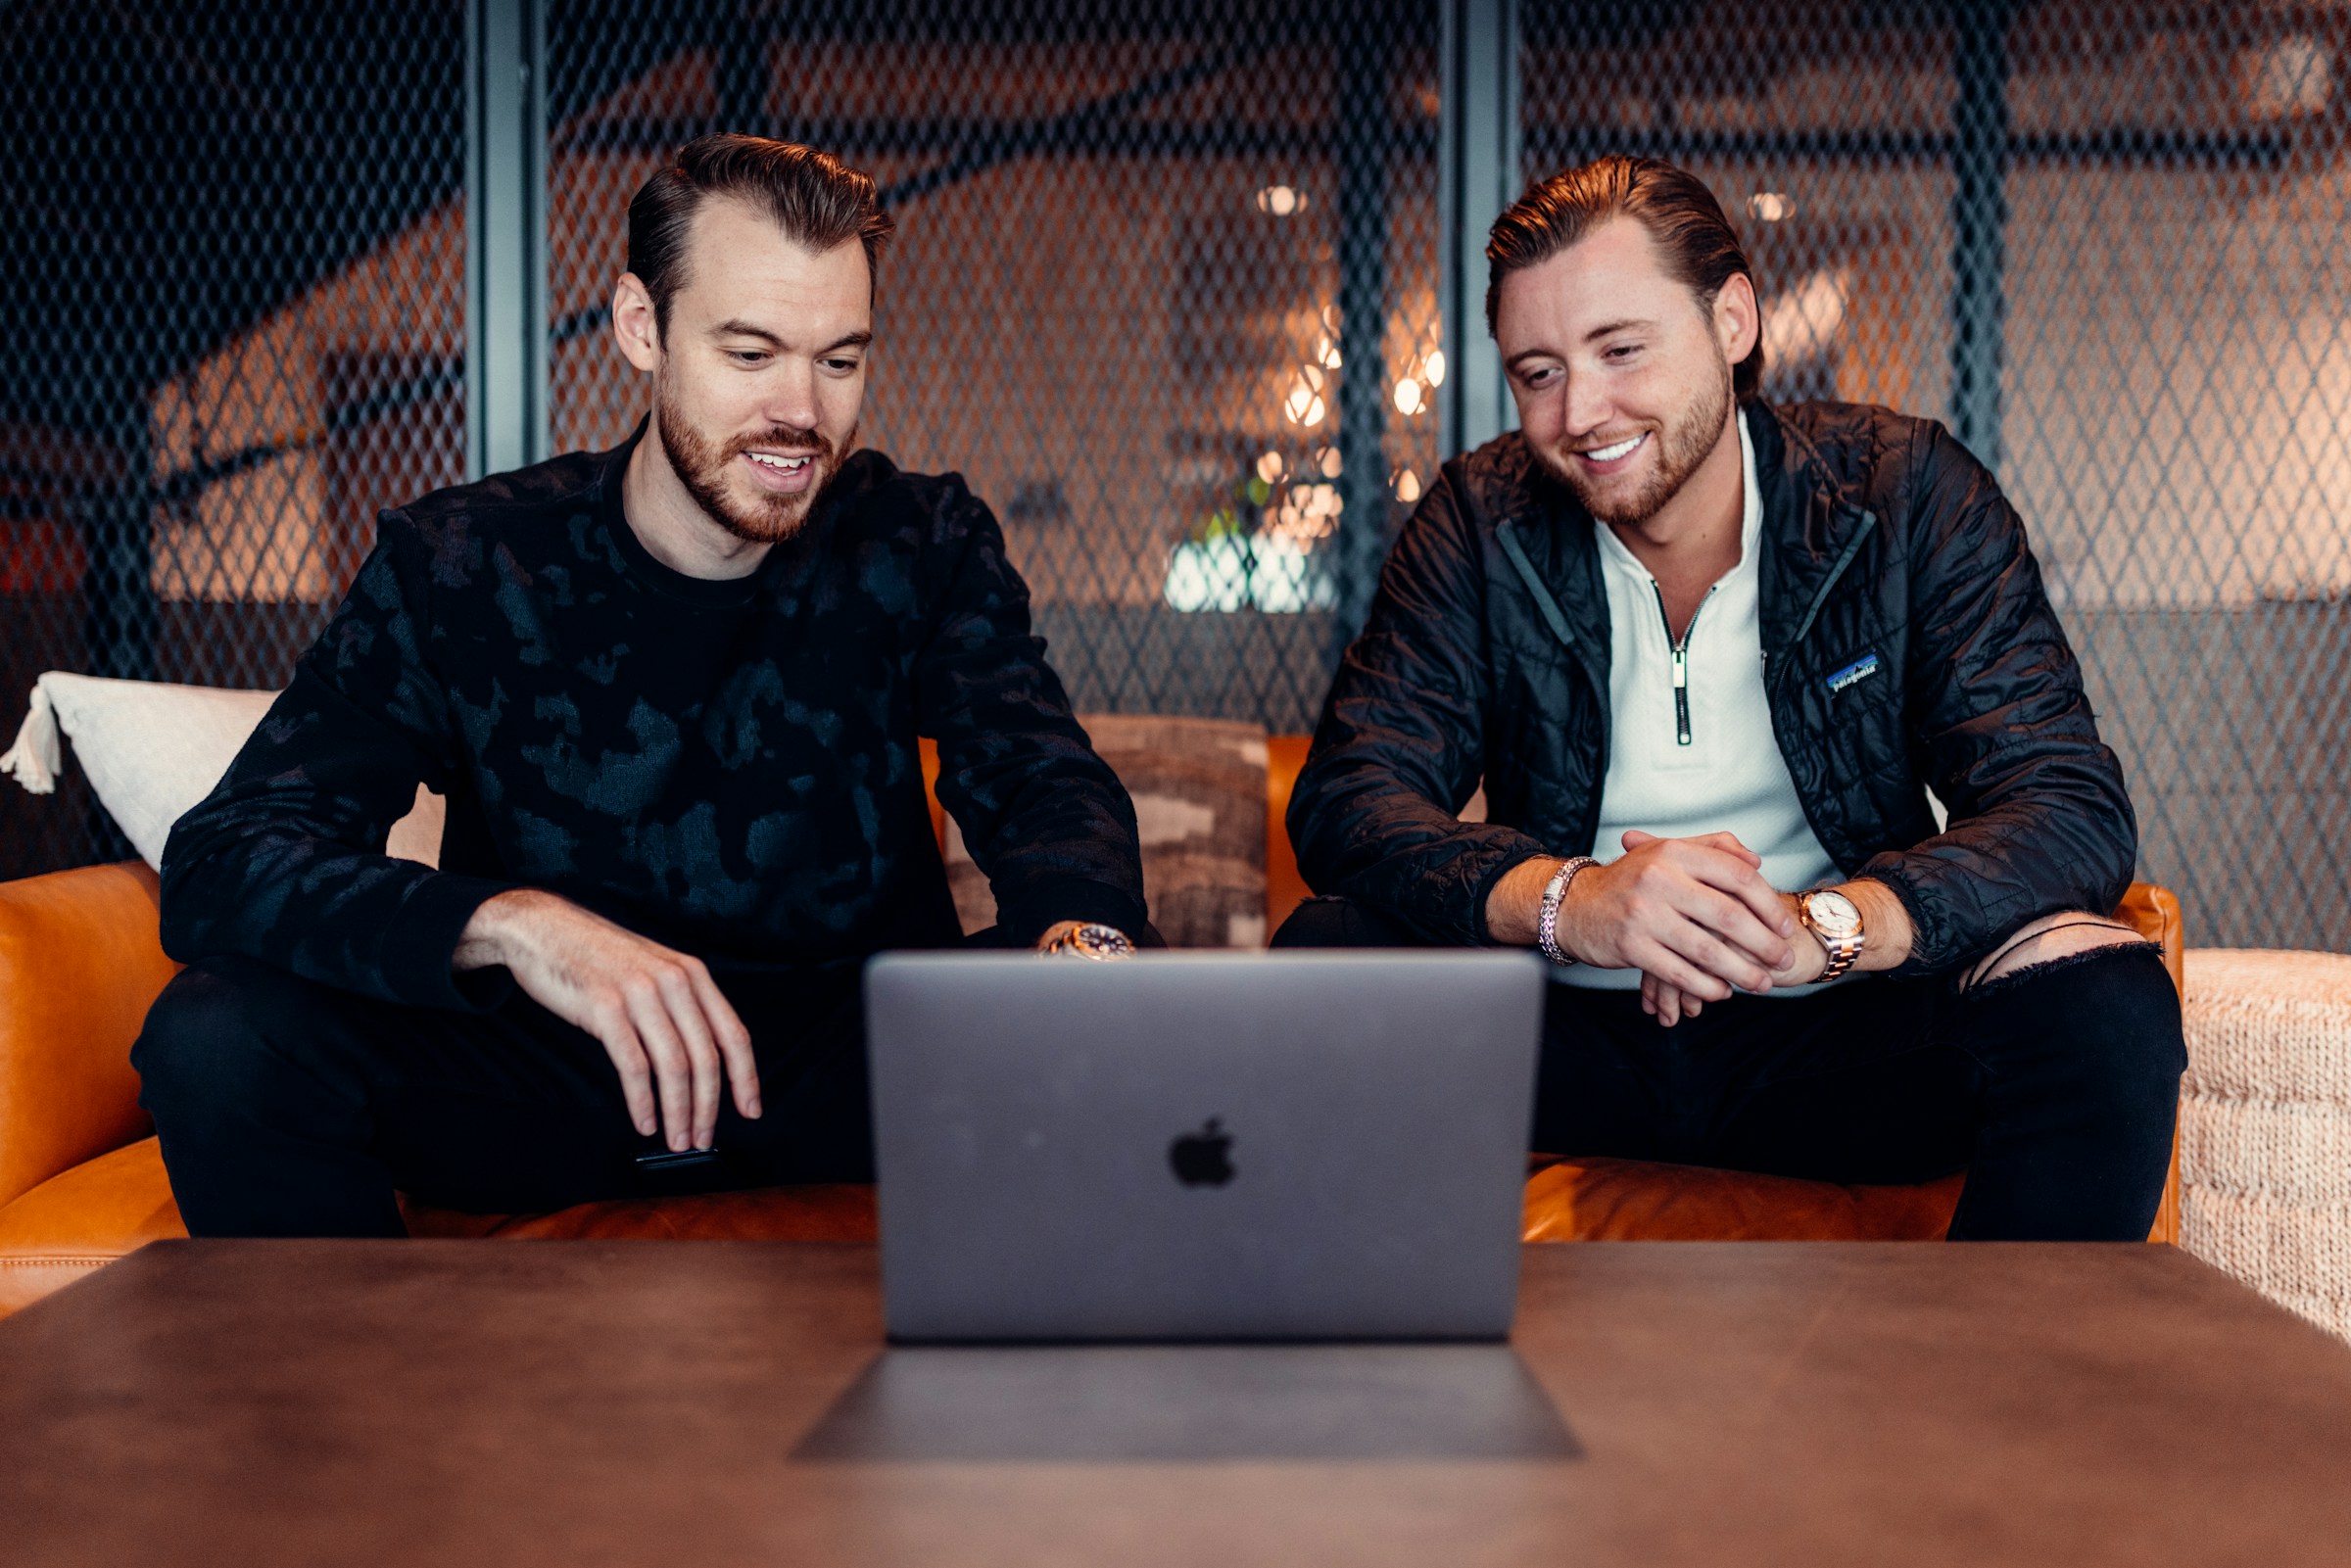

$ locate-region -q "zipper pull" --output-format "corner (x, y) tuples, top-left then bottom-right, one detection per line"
(1672, 643), (1691, 745)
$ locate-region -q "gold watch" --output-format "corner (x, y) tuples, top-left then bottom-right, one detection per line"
(1798, 889), (1865, 981)
(1038, 922), (1136, 961)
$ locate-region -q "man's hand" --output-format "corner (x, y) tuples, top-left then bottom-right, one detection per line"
(1488, 830), (1797, 994)
(1559, 830), (1799, 1001)
(1642, 890), (1824, 1024)
(453, 888), (759, 1151)
(1641, 878), (1919, 1025)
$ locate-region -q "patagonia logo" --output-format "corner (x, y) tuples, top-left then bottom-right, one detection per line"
(1826, 653), (1881, 693)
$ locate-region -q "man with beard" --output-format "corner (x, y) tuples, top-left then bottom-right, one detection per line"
(135, 136), (1147, 1237)
(1277, 156), (2185, 1241)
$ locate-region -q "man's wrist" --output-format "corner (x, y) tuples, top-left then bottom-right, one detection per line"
(453, 886), (562, 973)
(1777, 892), (1832, 983)
(1837, 878), (1913, 973)
(1536, 857), (1601, 965)
(1777, 879), (1913, 980)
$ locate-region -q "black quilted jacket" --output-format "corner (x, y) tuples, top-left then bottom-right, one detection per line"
(1287, 400), (2136, 975)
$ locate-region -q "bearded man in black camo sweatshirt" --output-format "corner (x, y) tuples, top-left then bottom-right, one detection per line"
(133, 136), (1148, 1237)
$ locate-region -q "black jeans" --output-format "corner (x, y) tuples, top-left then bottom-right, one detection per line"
(134, 954), (878, 1237)
(1273, 896), (2186, 1241)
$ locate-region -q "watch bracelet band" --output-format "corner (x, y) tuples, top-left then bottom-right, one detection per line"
(1799, 895), (1865, 981)
(1814, 931), (1862, 981)
(1535, 857), (1600, 966)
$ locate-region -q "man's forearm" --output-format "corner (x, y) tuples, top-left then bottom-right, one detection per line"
(1838, 878), (1915, 971)
(1483, 854), (1559, 947)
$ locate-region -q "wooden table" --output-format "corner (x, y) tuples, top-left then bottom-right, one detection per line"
(2, 1241), (2348, 1565)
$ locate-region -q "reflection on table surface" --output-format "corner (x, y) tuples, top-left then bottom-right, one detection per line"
(794, 1343), (1582, 1462)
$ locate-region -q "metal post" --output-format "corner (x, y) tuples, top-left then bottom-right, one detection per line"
(1331, 35), (1393, 646)
(82, 424), (156, 681)
(1439, 0), (1519, 462)
(1948, 0), (2010, 471)
(465, 0), (548, 480)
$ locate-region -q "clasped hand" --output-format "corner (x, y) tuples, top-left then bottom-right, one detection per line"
(1552, 831), (1827, 1025)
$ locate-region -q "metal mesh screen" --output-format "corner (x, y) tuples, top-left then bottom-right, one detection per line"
(0, 0), (467, 879)
(5, 1), (2345, 953)
(1522, 0), (2351, 949)
(544, 0), (1443, 732)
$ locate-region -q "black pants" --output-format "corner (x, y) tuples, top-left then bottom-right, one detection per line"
(1273, 897), (2186, 1241)
(134, 953), (883, 1237)
(136, 923), (1162, 1238)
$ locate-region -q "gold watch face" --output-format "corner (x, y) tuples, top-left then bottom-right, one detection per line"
(1803, 890), (1863, 942)
(1065, 923), (1135, 960)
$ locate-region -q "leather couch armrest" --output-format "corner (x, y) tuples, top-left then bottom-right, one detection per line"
(0, 862), (179, 1211)
(2113, 880), (2183, 997)
(2113, 880), (2184, 1246)
(1264, 734), (1314, 936)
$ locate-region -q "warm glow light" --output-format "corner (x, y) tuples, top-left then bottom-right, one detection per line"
(1256, 450), (1284, 483)
(1395, 468), (1422, 504)
(2245, 35), (2332, 120)
(1256, 184), (1304, 215)
(1270, 482), (1345, 546)
(1748, 191), (1794, 223)
(1394, 378), (1425, 415)
(1284, 383), (1326, 426)
(1761, 267), (1850, 370)
(1316, 335), (1343, 369)
(1422, 349), (1446, 387)
(1318, 447), (1342, 478)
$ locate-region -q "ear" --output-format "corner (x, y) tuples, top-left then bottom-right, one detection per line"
(611, 272), (663, 374)
(1713, 272), (1759, 371)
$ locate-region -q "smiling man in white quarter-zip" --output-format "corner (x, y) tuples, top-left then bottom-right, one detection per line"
(1276, 155), (2186, 1243)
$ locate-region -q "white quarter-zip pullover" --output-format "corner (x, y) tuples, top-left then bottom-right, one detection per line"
(1559, 410), (1842, 992)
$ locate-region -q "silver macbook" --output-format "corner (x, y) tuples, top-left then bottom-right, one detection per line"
(863, 950), (1545, 1343)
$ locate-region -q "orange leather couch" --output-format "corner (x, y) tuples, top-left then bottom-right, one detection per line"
(0, 735), (2183, 1318)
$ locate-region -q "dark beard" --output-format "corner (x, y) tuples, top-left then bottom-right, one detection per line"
(654, 379), (847, 545)
(1549, 355), (1733, 528)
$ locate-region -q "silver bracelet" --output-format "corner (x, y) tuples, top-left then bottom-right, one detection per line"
(1535, 856), (1600, 965)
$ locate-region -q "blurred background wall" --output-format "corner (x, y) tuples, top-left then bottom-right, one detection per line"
(4, 0), (2347, 948)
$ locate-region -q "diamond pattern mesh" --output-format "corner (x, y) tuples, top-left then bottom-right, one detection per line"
(1523, 0), (2351, 949)
(545, 0), (1444, 731)
(0, 0), (465, 879)
(2, 1), (2343, 951)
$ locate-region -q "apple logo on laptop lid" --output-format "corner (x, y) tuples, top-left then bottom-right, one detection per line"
(1169, 1117), (1235, 1187)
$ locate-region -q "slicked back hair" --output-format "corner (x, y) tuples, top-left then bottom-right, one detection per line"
(627, 133), (895, 336)
(1485, 154), (1762, 397)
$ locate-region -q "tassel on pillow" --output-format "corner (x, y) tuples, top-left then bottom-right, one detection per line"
(0, 683), (63, 794)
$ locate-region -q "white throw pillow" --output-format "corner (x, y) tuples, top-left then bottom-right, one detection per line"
(1, 672), (442, 871)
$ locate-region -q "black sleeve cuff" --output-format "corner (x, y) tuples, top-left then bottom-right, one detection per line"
(380, 872), (518, 1012)
(993, 878), (1149, 947)
(1854, 856), (1950, 977)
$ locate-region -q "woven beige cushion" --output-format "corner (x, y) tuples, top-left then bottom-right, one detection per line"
(2180, 949), (2351, 1343)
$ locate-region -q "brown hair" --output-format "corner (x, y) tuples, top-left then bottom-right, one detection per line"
(627, 133), (895, 335)
(1485, 154), (1762, 397)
